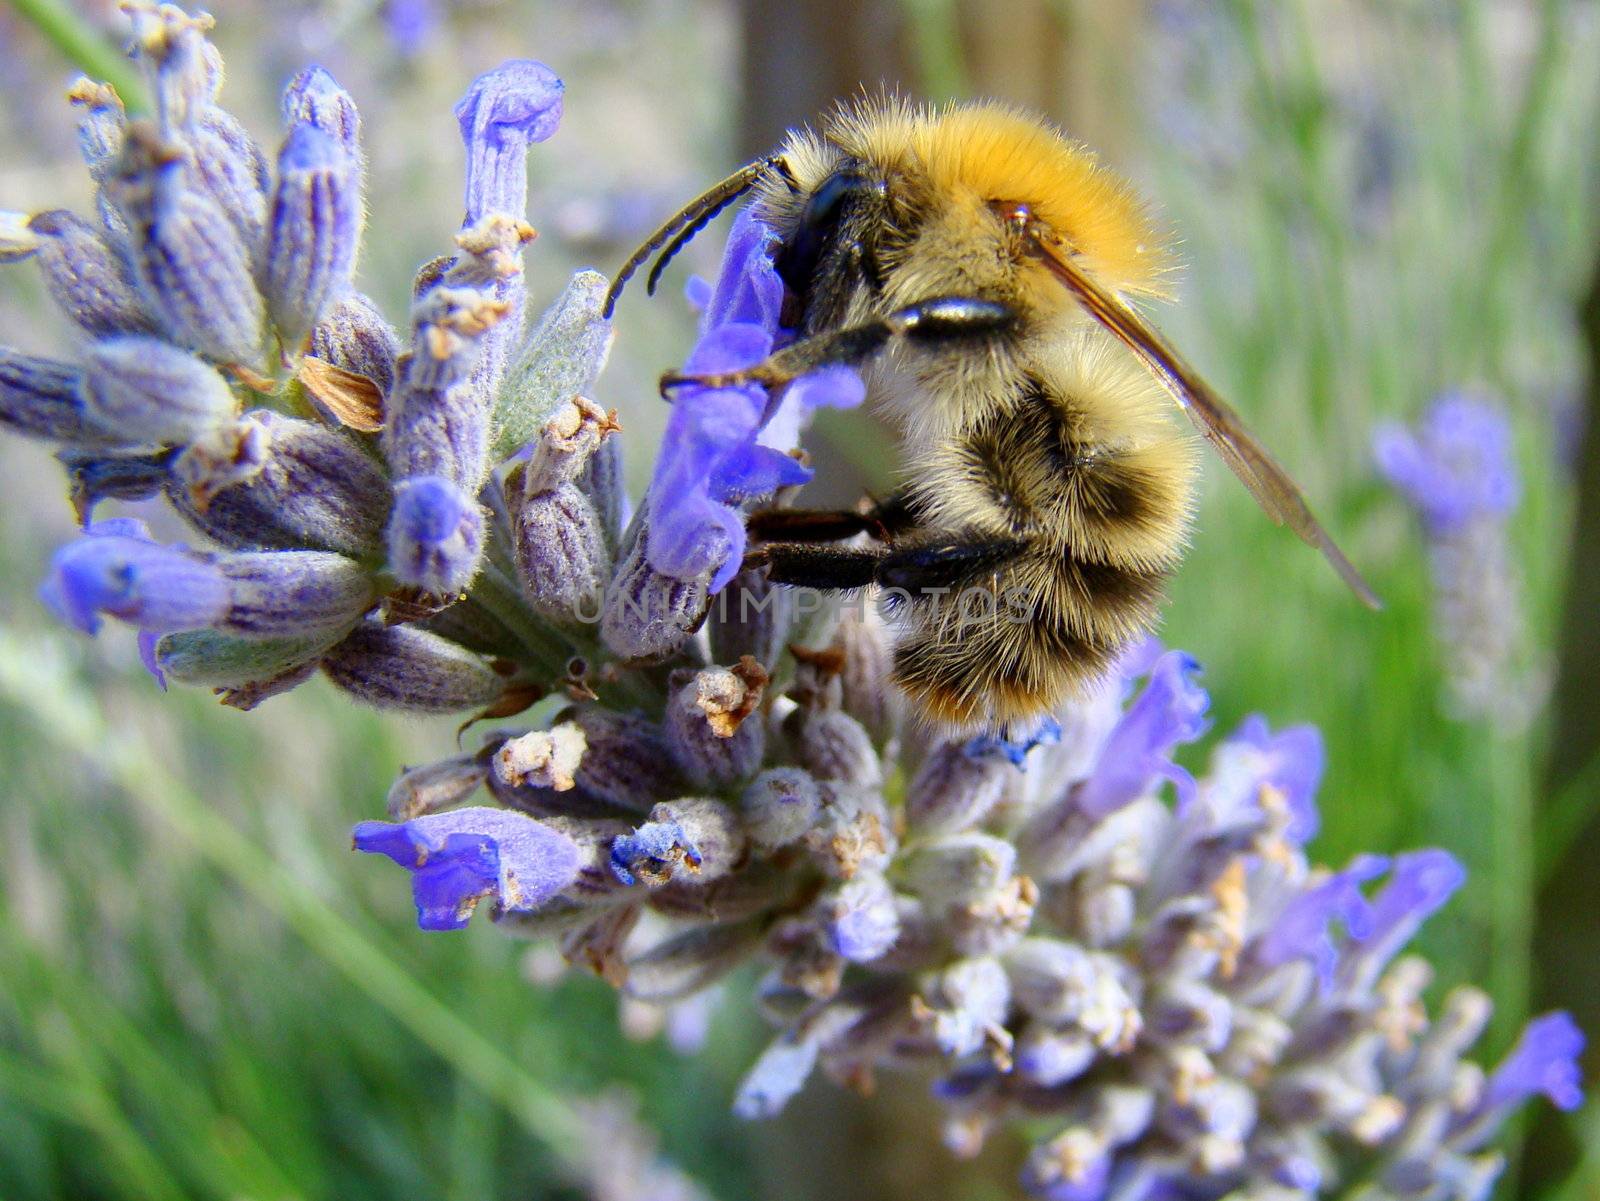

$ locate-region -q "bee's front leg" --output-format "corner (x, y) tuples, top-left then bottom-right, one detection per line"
(659, 297), (1017, 397)
(746, 491), (920, 545)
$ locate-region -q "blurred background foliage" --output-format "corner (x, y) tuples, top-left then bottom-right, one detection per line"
(0, 0), (1598, 1198)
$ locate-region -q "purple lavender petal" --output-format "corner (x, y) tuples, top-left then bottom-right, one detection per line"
(1252, 853), (1390, 986)
(40, 521), (230, 635)
(1374, 392), (1518, 535)
(454, 61), (564, 224)
(1076, 651), (1210, 818)
(353, 805), (582, 929)
(1485, 1012), (1585, 1113)
(387, 475), (484, 596)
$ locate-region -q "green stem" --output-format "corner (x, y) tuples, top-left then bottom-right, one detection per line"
(6, 0), (149, 114)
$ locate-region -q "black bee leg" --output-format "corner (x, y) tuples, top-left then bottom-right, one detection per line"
(748, 535), (1023, 596)
(748, 490), (920, 545)
(660, 297), (1018, 395)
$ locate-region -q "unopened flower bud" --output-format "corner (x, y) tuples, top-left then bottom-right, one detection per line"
(386, 475), (484, 597)
(107, 123), (266, 366)
(281, 66), (362, 161)
(308, 291), (400, 401)
(561, 708), (683, 814)
(665, 660), (768, 789)
(923, 957), (1011, 1058)
(264, 124), (362, 347)
(182, 107), (271, 261)
(495, 270), (613, 459)
(82, 334), (236, 444)
(153, 627), (334, 689)
(170, 411), (391, 556)
(1013, 1022), (1096, 1088)
(216, 550), (376, 640)
(1, 348), (121, 446)
(820, 871), (900, 963)
(903, 834), (1018, 908)
(707, 565), (793, 671)
(905, 740), (1010, 836)
(601, 505), (710, 661)
(622, 917), (762, 1003)
(21, 210), (156, 337)
(513, 481), (608, 624)
(386, 753), (488, 820)
(322, 621), (505, 712)
(795, 710), (881, 786)
(741, 767), (822, 851)
(802, 783), (893, 879)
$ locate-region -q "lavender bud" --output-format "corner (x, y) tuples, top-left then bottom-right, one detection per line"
(82, 335), (236, 444)
(833, 603), (900, 741)
(707, 566), (793, 671)
(664, 660), (768, 789)
(622, 917), (762, 1003)
(741, 767), (822, 851)
(264, 124), (362, 348)
(563, 708), (683, 813)
(601, 503), (711, 661)
(579, 430), (626, 549)
(1, 348), (122, 446)
(922, 957), (1011, 1058)
(182, 108), (270, 261)
(646, 797), (746, 881)
(59, 448), (174, 520)
(495, 270), (614, 459)
(795, 710), (881, 787)
(154, 627), (336, 689)
(67, 77), (125, 180)
(281, 67), (362, 161)
(387, 754), (487, 820)
(107, 124), (266, 366)
(216, 550), (376, 640)
(903, 834), (1018, 908)
(322, 622), (506, 712)
(128, 3), (217, 131)
(21, 210), (156, 337)
(170, 410), (391, 556)
(513, 481), (608, 623)
(820, 871), (900, 963)
(384, 287), (508, 486)
(493, 723), (588, 792)
(802, 783), (893, 879)
(309, 292), (400, 400)
(905, 741), (1010, 836)
(1013, 1022), (1096, 1088)
(386, 475), (484, 597)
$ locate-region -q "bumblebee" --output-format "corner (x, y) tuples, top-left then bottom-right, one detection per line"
(606, 99), (1376, 729)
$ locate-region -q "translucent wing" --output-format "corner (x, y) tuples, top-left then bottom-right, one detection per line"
(1024, 219), (1380, 609)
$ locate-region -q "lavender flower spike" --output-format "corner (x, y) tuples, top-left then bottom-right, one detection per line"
(354, 807), (582, 930)
(263, 124), (363, 348)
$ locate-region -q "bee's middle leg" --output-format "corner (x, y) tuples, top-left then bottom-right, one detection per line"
(745, 535), (1023, 595)
(660, 297), (1018, 395)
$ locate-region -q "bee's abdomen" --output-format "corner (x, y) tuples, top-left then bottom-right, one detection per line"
(892, 364), (1197, 729)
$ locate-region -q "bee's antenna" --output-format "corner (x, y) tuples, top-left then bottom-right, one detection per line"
(602, 156), (791, 319)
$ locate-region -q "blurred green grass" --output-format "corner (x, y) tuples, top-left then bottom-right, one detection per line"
(1, 0), (1598, 1198)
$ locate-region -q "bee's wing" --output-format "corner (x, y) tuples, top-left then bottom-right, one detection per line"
(1027, 225), (1380, 609)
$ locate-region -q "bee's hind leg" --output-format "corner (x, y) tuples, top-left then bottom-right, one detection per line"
(660, 297), (1018, 396)
(746, 534), (1023, 596)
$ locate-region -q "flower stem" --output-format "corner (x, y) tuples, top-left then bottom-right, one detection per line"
(6, 0), (150, 114)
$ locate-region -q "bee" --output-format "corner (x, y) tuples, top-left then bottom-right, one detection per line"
(605, 99), (1377, 729)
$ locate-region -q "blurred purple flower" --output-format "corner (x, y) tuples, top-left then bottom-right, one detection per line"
(1374, 392), (1518, 535)
(1075, 650), (1209, 817)
(1485, 1012), (1585, 1113)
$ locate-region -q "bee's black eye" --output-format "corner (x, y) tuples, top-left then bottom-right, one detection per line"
(776, 169), (876, 300)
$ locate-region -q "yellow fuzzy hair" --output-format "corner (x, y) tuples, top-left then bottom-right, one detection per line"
(818, 97), (1176, 300)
